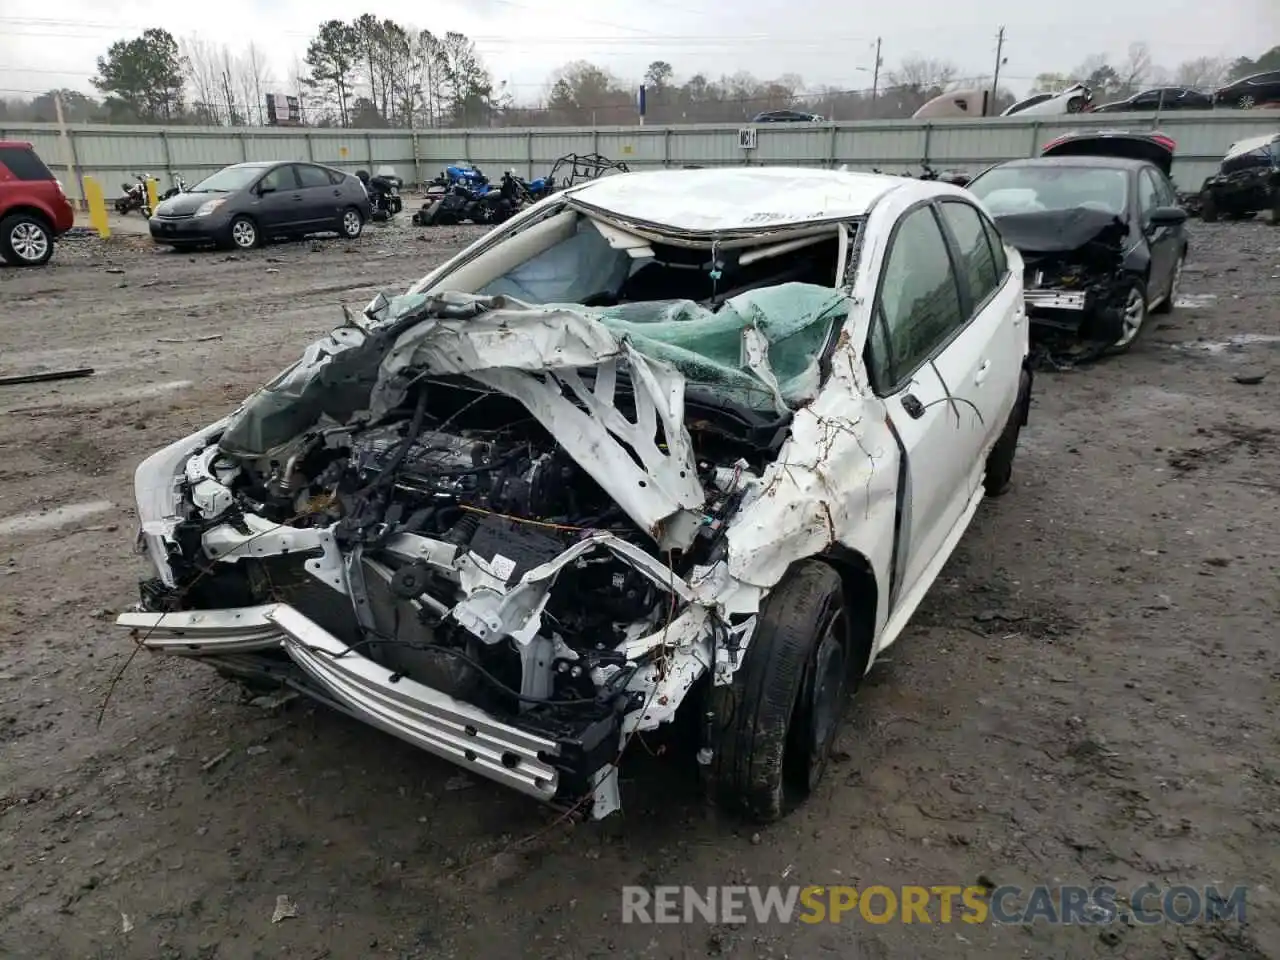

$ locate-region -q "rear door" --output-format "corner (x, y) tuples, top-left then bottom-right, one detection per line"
(865, 203), (988, 603)
(293, 163), (342, 229)
(934, 199), (1025, 478)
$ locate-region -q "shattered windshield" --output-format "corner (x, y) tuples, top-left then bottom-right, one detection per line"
(970, 165), (1129, 217)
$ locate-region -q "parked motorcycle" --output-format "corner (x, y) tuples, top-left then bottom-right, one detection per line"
(159, 173), (189, 202)
(356, 169), (403, 222)
(114, 173), (156, 216)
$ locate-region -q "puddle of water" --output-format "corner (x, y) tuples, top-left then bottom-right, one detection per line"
(1174, 333), (1280, 355)
(1174, 293), (1218, 309)
(0, 500), (114, 535)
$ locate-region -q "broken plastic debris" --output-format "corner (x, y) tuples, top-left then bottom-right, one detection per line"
(121, 913), (134, 933)
(271, 895), (298, 923)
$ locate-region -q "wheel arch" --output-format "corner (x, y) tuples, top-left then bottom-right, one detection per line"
(812, 545), (878, 679)
(1, 205), (54, 232)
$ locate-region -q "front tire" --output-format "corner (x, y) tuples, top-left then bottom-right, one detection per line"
(0, 213), (53, 266)
(984, 368), (1031, 497)
(706, 561), (853, 822)
(1108, 280), (1149, 353)
(1152, 252), (1185, 315)
(339, 206), (364, 238)
(225, 215), (259, 250)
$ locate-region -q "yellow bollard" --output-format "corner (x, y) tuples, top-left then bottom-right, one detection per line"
(145, 177), (159, 216)
(82, 176), (110, 239)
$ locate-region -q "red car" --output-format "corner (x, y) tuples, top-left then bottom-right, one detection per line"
(0, 141), (76, 266)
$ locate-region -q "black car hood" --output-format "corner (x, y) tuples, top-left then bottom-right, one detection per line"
(155, 192), (221, 216)
(993, 208), (1128, 254)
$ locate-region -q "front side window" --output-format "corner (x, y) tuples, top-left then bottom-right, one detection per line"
(1138, 170), (1161, 218)
(867, 205), (964, 392)
(259, 166), (297, 192)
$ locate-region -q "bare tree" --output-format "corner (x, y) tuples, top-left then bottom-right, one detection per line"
(1117, 42), (1153, 96)
(1174, 56), (1230, 89)
(243, 42), (270, 125)
(182, 36), (225, 123)
(886, 57), (959, 92)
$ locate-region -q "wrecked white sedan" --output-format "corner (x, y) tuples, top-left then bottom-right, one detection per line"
(118, 168), (1032, 822)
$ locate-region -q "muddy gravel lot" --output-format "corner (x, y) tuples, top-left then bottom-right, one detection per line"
(1, 217), (1278, 960)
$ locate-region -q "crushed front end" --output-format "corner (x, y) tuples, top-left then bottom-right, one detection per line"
(118, 286), (849, 816)
(996, 208), (1132, 344)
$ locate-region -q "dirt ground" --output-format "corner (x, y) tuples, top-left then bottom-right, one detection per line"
(1, 214), (1277, 960)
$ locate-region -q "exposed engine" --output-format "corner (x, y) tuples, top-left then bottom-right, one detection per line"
(149, 379), (766, 746)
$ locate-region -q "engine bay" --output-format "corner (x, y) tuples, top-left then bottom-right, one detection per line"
(139, 372), (784, 777)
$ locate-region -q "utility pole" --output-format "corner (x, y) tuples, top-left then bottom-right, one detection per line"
(989, 26), (1006, 116)
(871, 37), (883, 105)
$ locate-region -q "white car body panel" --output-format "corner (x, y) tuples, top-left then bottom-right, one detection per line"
(118, 167), (1028, 816)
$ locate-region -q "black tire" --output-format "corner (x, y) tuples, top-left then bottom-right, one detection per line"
(984, 368), (1031, 497)
(1200, 191), (1219, 222)
(706, 561), (853, 822)
(339, 206), (364, 238)
(223, 215), (259, 250)
(0, 212), (54, 266)
(1066, 96), (1086, 113)
(1151, 251), (1185, 315)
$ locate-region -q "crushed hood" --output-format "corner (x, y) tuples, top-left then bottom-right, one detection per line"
(216, 285), (847, 552)
(992, 208), (1127, 255)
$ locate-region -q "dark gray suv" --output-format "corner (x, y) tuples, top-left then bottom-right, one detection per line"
(149, 161), (372, 250)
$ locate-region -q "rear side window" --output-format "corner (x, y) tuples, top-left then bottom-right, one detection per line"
(980, 215), (1008, 276)
(867, 205), (965, 392)
(0, 146), (54, 181)
(327, 169), (346, 185)
(1138, 170), (1161, 217)
(938, 201), (999, 308)
(295, 164), (332, 189)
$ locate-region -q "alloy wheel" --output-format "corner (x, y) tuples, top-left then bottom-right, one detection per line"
(10, 221), (49, 262)
(343, 210), (363, 237)
(231, 220), (256, 248)
(1114, 286), (1147, 347)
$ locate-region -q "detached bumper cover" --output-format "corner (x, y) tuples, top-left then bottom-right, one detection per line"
(117, 602), (562, 801)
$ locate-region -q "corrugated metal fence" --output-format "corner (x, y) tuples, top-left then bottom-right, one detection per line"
(4, 112), (1276, 206)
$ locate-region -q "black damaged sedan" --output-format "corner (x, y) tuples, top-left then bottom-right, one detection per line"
(149, 161), (371, 251)
(967, 133), (1188, 353)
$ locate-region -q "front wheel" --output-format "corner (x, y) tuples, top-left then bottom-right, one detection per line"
(705, 561), (853, 822)
(0, 213), (53, 266)
(1152, 253), (1184, 315)
(225, 215), (259, 250)
(1108, 280), (1149, 353)
(339, 207), (364, 239)
(984, 368), (1032, 497)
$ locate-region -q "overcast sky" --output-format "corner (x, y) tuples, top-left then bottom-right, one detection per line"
(0, 0), (1275, 104)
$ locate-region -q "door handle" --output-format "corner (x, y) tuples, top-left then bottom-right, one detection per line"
(974, 360), (991, 385)
(291, 194), (304, 201)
